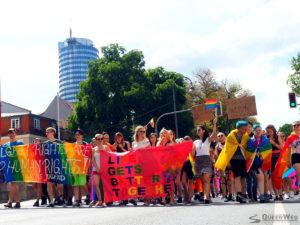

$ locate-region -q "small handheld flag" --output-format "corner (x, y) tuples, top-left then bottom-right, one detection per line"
(205, 99), (218, 109)
(148, 118), (155, 128)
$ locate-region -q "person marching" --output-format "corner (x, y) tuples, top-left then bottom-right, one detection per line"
(245, 124), (272, 203)
(215, 121), (250, 203)
(91, 133), (109, 207)
(192, 117), (217, 204)
(3, 128), (24, 208)
(73, 129), (89, 207)
(44, 127), (63, 208)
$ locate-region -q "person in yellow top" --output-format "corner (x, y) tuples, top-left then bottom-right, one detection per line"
(215, 121), (250, 203)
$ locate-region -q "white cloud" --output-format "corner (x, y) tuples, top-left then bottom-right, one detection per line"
(0, 0), (300, 129)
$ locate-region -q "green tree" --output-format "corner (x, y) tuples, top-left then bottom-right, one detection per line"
(287, 53), (300, 95)
(68, 44), (194, 140)
(279, 123), (292, 136)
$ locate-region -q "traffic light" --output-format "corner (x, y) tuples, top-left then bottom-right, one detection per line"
(289, 92), (297, 108)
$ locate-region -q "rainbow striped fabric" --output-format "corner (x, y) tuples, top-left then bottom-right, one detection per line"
(205, 99), (218, 109)
(244, 135), (272, 172)
(273, 134), (298, 189)
(0, 143), (92, 185)
(149, 118), (155, 128)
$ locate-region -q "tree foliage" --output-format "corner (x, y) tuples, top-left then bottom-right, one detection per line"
(278, 123), (292, 137)
(186, 68), (258, 135)
(68, 44), (194, 140)
(287, 53), (300, 95)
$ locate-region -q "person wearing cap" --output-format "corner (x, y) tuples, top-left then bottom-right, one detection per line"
(3, 128), (24, 208)
(215, 121), (250, 203)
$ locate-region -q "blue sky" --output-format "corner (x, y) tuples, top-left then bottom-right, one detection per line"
(0, 0), (300, 129)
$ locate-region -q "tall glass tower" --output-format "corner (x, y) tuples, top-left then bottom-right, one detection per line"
(58, 33), (99, 103)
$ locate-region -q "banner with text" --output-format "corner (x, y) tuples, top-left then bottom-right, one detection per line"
(100, 141), (193, 203)
(0, 143), (92, 184)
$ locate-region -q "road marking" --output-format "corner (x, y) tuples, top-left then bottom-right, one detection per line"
(273, 202), (290, 225)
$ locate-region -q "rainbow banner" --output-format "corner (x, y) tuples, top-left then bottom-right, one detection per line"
(0, 143), (92, 185)
(205, 99), (218, 109)
(244, 135), (272, 172)
(100, 141), (193, 203)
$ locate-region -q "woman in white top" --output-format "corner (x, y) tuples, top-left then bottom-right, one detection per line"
(132, 125), (150, 150)
(192, 117), (217, 204)
(92, 133), (110, 207)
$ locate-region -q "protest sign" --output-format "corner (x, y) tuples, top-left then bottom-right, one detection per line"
(192, 104), (215, 123)
(0, 143), (92, 184)
(226, 96), (257, 119)
(100, 141), (193, 203)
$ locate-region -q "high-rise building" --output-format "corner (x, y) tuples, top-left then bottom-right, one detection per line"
(58, 33), (99, 103)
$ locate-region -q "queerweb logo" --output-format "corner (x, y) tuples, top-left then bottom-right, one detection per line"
(249, 214), (298, 223)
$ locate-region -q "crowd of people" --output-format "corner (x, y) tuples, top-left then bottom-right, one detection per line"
(1, 118), (300, 208)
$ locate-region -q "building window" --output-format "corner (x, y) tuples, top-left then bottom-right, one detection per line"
(11, 118), (20, 129)
(34, 118), (41, 130)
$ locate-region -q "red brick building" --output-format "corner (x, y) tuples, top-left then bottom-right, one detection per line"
(0, 102), (57, 145)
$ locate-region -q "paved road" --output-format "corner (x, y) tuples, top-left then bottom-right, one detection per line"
(1, 196), (299, 225)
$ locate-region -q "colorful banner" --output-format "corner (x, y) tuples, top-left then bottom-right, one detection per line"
(0, 143), (92, 184)
(100, 141), (193, 203)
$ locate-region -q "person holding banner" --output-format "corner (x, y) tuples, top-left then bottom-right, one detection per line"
(132, 126), (150, 150)
(113, 132), (131, 152)
(92, 134), (109, 207)
(192, 117), (217, 204)
(3, 128), (24, 208)
(44, 127), (63, 208)
(215, 121), (250, 203)
(73, 129), (89, 207)
(149, 133), (158, 147)
(32, 138), (43, 207)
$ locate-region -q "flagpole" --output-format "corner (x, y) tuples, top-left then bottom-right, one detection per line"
(57, 92), (61, 140)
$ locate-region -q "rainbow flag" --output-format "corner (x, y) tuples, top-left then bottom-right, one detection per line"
(273, 134), (298, 189)
(205, 99), (218, 109)
(148, 118), (155, 128)
(244, 135), (272, 172)
(0, 143), (92, 185)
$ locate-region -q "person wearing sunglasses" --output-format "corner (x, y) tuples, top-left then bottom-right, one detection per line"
(266, 125), (283, 201)
(91, 134), (109, 208)
(192, 117), (217, 204)
(132, 126), (150, 150)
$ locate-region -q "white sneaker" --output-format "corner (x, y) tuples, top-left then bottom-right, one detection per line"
(289, 191), (294, 198)
(283, 193), (289, 199)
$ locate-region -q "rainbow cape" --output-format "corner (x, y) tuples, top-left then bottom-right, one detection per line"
(244, 135), (272, 172)
(0, 143), (91, 185)
(205, 99), (218, 109)
(273, 134), (299, 189)
(215, 129), (249, 171)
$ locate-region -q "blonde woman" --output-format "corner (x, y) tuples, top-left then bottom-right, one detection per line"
(132, 126), (150, 150)
(91, 134), (109, 207)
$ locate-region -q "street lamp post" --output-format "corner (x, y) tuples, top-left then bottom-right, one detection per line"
(172, 76), (195, 138)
